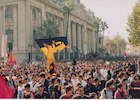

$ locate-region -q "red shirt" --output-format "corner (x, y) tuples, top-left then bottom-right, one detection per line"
(114, 90), (127, 99)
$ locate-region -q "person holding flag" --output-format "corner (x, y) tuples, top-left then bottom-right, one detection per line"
(5, 51), (16, 68)
(0, 74), (14, 98)
(35, 37), (69, 77)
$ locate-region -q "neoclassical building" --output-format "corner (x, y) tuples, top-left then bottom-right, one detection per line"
(0, 0), (101, 62)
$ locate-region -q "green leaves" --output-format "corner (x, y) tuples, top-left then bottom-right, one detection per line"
(63, 0), (74, 14)
(38, 18), (60, 38)
(127, 0), (140, 46)
(100, 21), (108, 32)
(94, 17), (108, 33)
(104, 34), (126, 55)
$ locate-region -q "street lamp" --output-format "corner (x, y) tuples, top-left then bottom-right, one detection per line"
(28, 44), (35, 62)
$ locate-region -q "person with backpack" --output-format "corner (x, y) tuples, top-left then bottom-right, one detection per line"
(100, 80), (114, 99)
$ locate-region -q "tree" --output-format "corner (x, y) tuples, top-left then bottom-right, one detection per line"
(104, 34), (127, 55)
(37, 18), (60, 38)
(100, 21), (108, 56)
(113, 34), (127, 55)
(63, 0), (74, 36)
(63, 0), (74, 60)
(94, 17), (102, 52)
(127, 0), (140, 46)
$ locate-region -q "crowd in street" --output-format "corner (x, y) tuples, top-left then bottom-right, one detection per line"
(0, 57), (140, 99)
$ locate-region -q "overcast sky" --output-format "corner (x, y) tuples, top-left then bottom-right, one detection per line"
(81, 0), (138, 41)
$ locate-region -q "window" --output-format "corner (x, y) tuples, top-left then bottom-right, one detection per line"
(5, 30), (13, 43)
(5, 7), (13, 18)
(8, 43), (13, 51)
(32, 9), (37, 21)
(5, 30), (13, 51)
(33, 29), (37, 47)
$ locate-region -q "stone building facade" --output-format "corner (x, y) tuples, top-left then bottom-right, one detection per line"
(0, 0), (100, 62)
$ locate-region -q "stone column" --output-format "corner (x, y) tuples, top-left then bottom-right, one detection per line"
(70, 21), (73, 50)
(87, 30), (90, 53)
(62, 19), (65, 60)
(13, 5), (18, 51)
(73, 22), (76, 48)
(81, 25), (83, 53)
(78, 24), (81, 54)
(68, 18), (71, 60)
(96, 32), (99, 52)
(0, 6), (3, 44)
(83, 24), (87, 55)
(87, 31), (89, 53)
(3, 6), (5, 35)
(42, 7), (46, 21)
(92, 29), (96, 53)
(60, 18), (63, 35)
(91, 31), (94, 52)
(17, 1), (26, 51)
(72, 22), (76, 58)
(90, 31), (92, 52)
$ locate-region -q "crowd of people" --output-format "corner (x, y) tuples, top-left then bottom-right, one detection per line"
(0, 57), (140, 99)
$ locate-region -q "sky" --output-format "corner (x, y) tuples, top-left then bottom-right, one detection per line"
(81, 0), (138, 41)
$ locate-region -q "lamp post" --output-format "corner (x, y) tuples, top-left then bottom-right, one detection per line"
(28, 44), (34, 62)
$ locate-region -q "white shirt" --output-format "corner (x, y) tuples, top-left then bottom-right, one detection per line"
(29, 81), (39, 93)
(93, 72), (98, 78)
(17, 85), (24, 98)
(100, 69), (108, 80)
(137, 70), (140, 76)
(128, 77), (133, 86)
(81, 80), (87, 87)
(71, 78), (80, 88)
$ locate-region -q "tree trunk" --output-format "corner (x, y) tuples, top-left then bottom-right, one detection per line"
(102, 30), (104, 56)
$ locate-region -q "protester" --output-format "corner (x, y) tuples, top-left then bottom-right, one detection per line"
(34, 84), (50, 99)
(100, 80), (114, 99)
(84, 77), (95, 95)
(22, 84), (34, 99)
(114, 83), (128, 99)
(129, 74), (140, 98)
(60, 85), (73, 99)
(73, 85), (89, 99)
(0, 56), (140, 99)
(17, 80), (23, 99)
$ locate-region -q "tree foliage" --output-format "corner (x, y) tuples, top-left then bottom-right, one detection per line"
(63, 0), (74, 15)
(63, 0), (74, 36)
(94, 17), (108, 33)
(100, 21), (108, 33)
(94, 17), (102, 33)
(38, 18), (60, 38)
(127, 0), (140, 46)
(104, 34), (127, 55)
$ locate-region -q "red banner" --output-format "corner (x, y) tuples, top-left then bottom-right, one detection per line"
(0, 74), (14, 98)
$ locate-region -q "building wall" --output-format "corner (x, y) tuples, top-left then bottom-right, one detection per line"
(0, 0), (99, 62)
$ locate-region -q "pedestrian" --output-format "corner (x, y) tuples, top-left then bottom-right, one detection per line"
(100, 80), (114, 99)
(60, 85), (73, 99)
(34, 84), (50, 99)
(22, 84), (34, 99)
(114, 83), (128, 99)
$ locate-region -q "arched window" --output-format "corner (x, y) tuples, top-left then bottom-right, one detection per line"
(32, 9), (36, 21)
(5, 7), (13, 18)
